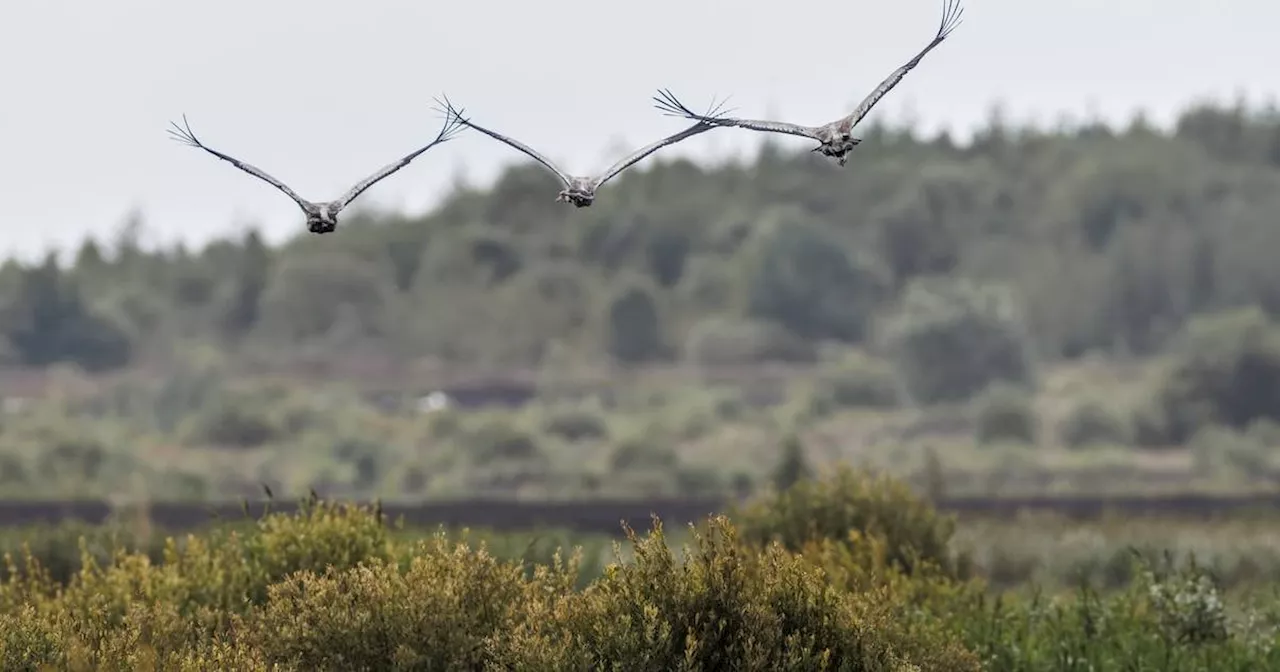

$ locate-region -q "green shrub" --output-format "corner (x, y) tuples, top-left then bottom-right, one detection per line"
(3, 473), (1280, 669)
(609, 436), (678, 472)
(741, 213), (889, 342)
(1130, 399), (1176, 448)
(732, 464), (966, 580)
(0, 501), (983, 671)
(972, 383), (1039, 445)
(179, 391), (280, 449)
(682, 316), (818, 366)
(256, 252), (391, 343)
(1156, 307), (1280, 443)
(606, 281), (667, 364)
(802, 352), (902, 417)
(464, 417), (544, 463)
(1247, 417), (1280, 447)
(0, 520), (166, 586)
(493, 516), (977, 672)
(250, 536), (532, 671)
(771, 433), (814, 492)
(1189, 426), (1271, 477)
(950, 554), (1280, 670)
(540, 406), (610, 442)
(1059, 399), (1133, 447)
(881, 279), (1035, 404)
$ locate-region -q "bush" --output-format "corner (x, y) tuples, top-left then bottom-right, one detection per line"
(683, 316), (818, 366)
(1247, 417), (1280, 446)
(606, 281), (667, 364)
(801, 351), (902, 416)
(1059, 399), (1134, 447)
(1156, 307), (1280, 443)
(0, 520), (167, 586)
(6, 472), (1280, 669)
(490, 516), (975, 671)
(0, 498), (980, 670)
(948, 553), (1280, 670)
(881, 278), (1036, 404)
(1189, 426), (1271, 477)
(1130, 399), (1176, 448)
(540, 405), (610, 442)
(771, 433), (813, 491)
(256, 252), (391, 343)
(973, 383), (1039, 445)
(608, 436), (678, 472)
(731, 464), (966, 580)
(464, 416), (544, 463)
(740, 213), (888, 342)
(179, 391), (280, 449)
(250, 536), (530, 670)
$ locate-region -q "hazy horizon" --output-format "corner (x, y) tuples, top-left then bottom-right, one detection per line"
(4, 0), (1277, 263)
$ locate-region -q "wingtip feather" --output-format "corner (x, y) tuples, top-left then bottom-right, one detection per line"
(938, 0), (964, 39)
(166, 115), (201, 147)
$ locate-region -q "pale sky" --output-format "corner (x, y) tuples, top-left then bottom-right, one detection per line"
(2, 0), (1276, 262)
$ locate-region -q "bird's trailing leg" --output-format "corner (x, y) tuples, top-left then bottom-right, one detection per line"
(557, 189), (593, 207)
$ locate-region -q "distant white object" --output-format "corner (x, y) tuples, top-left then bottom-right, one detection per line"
(1, 397), (30, 414)
(417, 391), (452, 413)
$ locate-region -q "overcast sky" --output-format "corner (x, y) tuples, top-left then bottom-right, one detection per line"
(2, 0), (1276, 262)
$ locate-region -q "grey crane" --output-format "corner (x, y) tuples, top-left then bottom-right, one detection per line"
(167, 106), (466, 234)
(438, 96), (731, 208)
(654, 0), (964, 167)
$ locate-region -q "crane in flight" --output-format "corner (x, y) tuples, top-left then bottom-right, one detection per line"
(654, 0), (964, 167)
(167, 105), (467, 234)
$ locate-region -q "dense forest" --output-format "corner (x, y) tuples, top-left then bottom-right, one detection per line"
(8, 102), (1280, 373)
(3, 101), (1280, 500)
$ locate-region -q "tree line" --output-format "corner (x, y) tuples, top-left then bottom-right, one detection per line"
(3, 101), (1280, 415)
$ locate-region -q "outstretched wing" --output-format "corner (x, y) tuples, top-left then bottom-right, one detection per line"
(653, 88), (820, 141)
(446, 101), (573, 188)
(593, 95), (733, 188)
(333, 96), (469, 211)
(833, 0), (964, 132)
(167, 115), (311, 211)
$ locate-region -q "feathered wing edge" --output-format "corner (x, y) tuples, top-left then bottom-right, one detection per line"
(434, 96), (575, 188)
(834, 0), (964, 131)
(166, 115), (312, 212)
(333, 97), (470, 211)
(652, 88), (821, 140)
(593, 95), (734, 188)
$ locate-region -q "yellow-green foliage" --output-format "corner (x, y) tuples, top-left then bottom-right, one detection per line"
(250, 539), (532, 670)
(492, 517), (976, 671)
(0, 493), (973, 670)
(731, 465), (966, 579)
(4, 468), (1280, 670)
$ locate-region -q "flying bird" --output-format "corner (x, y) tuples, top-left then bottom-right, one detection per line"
(167, 106), (467, 234)
(654, 0), (964, 167)
(438, 96), (732, 208)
